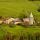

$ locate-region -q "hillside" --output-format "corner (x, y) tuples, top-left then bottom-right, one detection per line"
(0, 0), (40, 17)
(0, 0), (40, 40)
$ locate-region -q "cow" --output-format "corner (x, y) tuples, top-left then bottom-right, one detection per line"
(0, 20), (3, 24)
(3, 18), (15, 24)
(22, 18), (30, 26)
(14, 18), (22, 25)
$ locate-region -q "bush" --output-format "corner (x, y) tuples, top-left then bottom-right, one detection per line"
(18, 9), (29, 19)
(37, 7), (40, 12)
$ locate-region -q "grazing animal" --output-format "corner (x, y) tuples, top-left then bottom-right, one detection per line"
(0, 20), (3, 24)
(22, 12), (34, 25)
(23, 18), (29, 25)
(14, 18), (22, 25)
(2, 12), (34, 26)
(3, 18), (15, 24)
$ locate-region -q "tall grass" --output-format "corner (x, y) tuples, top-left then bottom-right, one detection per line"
(3, 31), (40, 40)
(0, 25), (40, 40)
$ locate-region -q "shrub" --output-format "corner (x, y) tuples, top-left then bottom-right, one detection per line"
(37, 7), (40, 12)
(18, 9), (28, 19)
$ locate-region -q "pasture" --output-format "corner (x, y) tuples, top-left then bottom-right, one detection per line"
(0, 0), (40, 40)
(0, 24), (40, 40)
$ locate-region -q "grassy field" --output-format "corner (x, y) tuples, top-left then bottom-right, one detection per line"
(0, 1), (40, 21)
(0, 1), (40, 17)
(0, 24), (40, 40)
(0, 0), (40, 40)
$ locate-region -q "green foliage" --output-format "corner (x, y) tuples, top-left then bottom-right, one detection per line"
(0, 25), (40, 40)
(18, 9), (28, 19)
(37, 6), (40, 12)
(0, 0), (40, 40)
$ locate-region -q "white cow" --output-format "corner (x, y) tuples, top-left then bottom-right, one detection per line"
(3, 18), (15, 24)
(0, 20), (3, 24)
(23, 18), (30, 25)
(14, 18), (22, 25)
(23, 18), (29, 23)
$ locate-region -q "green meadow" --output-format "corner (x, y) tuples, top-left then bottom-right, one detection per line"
(0, 0), (40, 40)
